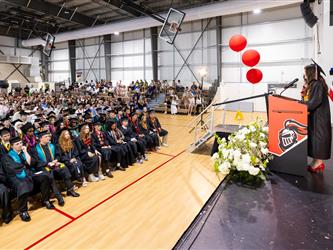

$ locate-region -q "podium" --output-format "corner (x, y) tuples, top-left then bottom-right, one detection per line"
(267, 95), (308, 176)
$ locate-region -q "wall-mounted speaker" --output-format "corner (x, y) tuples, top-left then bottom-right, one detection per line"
(300, 0), (318, 28)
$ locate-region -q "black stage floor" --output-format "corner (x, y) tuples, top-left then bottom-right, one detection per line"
(175, 146), (333, 249)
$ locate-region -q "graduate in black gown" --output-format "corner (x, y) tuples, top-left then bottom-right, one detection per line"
(140, 113), (160, 150)
(0, 162), (12, 224)
(303, 63), (332, 173)
(147, 110), (168, 147)
(120, 117), (147, 163)
(77, 124), (104, 182)
(1, 116), (17, 138)
(57, 129), (88, 186)
(106, 120), (136, 167)
(0, 128), (12, 157)
(1, 137), (55, 222)
(91, 120), (114, 178)
(30, 131), (80, 207)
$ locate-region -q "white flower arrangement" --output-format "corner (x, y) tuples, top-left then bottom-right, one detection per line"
(212, 119), (273, 185)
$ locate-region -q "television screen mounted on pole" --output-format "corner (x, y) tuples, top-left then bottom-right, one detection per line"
(159, 8), (185, 45)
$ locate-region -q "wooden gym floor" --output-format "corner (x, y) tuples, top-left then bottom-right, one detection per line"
(0, 112), (264, 249)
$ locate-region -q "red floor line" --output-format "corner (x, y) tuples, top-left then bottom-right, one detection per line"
(53, 208), (75, 220)
(154, 151), (176, 157)
(24, 149), (186, 250)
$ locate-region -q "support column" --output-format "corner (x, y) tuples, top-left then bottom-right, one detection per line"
(104, 34), (112, 81)
(68, 40), (76, 84)
(150, 27), (158, 81)
(216, 16), (222, 85)
(40, 47), (49, 82)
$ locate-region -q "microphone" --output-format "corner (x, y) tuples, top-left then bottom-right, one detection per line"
(284, 78), (299, 89)
(280, 78), (299, 96)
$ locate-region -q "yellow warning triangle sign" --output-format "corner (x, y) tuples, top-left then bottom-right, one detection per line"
(234, 110), (244, 121)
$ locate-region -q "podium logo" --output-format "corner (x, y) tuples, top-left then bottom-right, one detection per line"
(279, 119), (307, 152)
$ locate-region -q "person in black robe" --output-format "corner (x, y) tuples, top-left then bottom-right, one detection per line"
(0, 163), (12, 224)
(130, 113), (151, 150)
(304, 64), (332, 173)
(147, 110), (168, 147)
(0, 128), (12, 158)
(141, 113), (160, 149)
(106, 120), (136, 167)
(30, 131), (80, 206)
(77, 124), (104, 182)
(120, 117), (147, 163)
(91, 121), (114, 178)
(1, 137), (55, 222)
(1, 116), (17, 138)
(57, 129), (89, 186)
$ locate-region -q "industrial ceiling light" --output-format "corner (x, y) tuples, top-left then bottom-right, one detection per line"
(253, 9), (262, 14)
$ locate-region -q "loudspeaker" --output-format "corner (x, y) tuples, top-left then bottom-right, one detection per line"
(300, 0), (318, 28)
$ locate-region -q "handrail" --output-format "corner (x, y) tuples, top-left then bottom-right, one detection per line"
(187, 99), (218, 127)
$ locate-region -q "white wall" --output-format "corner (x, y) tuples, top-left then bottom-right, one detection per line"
(221, 4), (314, 101)
(158, 19), (218, 84)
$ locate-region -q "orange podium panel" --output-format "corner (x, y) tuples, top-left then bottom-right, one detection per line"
(268, 95), (308, 176)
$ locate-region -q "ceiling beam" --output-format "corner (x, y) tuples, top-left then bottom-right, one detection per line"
(2, 0), (105, 27)
(101, 0), (142, 17)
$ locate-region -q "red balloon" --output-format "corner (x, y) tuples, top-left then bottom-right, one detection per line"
(246, 69), (263, 84)
(242, 49), (260, 67)
(229, 35), (247, 52)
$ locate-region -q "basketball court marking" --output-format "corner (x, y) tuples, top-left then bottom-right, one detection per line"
(25, 149), (186, 250)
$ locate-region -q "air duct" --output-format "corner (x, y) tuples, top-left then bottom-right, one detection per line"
(22, 0), (302, 47)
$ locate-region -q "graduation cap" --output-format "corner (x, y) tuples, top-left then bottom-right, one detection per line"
(21, 123), (35, 134)
(0, 128), (10, 136)
(19, 110), (29, 116)
(9, 136), (22, 145)
(37, 130), (51, 138)
(39, 121), (49, 127)
(69, 108), (76, 115)
(92, 118), (101, 126)
(47, 111), (56, 116)
(78, 123), (90, 132)
(54, 119), (64, 128)
(311, 59), (326, 77)
(106, 119), (117, 129)
(12, 119), (22, 126)
(121, 117), (129, 122)
(34, 119), (42, 124)
(83, 113), (92, 120)
(69, 116), (78, 122)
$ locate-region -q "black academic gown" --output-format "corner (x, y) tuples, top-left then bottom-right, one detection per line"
(31, 143), (73, 191)
(106, 130), (136, 166)
(120, 125), (145, 156)
(307, 80), (332, 159)
(0, 163), (10, 211)
(76, 139), (99, 175)
(91, 132), (113, 162)
(147, 117), (168, 137)
(1, 151), (51, 203)
(1, 152), (33, 198)
(57, 144), (85, 181)
(139, 123), (159, 149)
